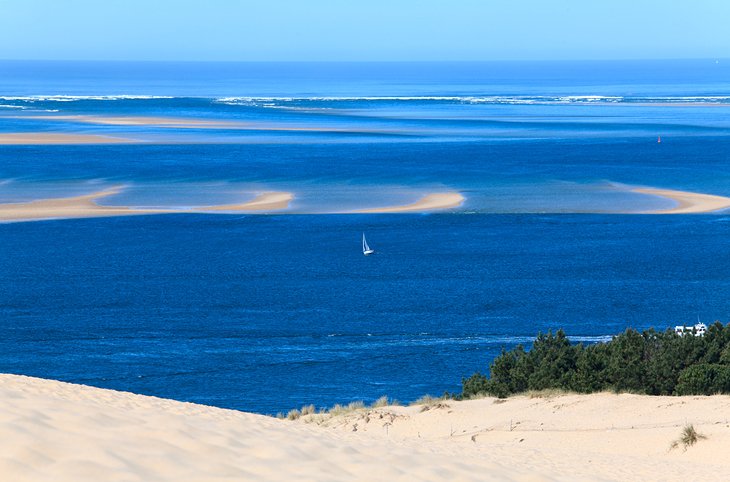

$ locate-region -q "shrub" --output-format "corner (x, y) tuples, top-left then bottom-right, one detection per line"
(676, 364), (730, 395)
(462, 323), (730, 399)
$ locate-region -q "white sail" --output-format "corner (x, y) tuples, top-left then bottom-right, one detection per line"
(362, 233), (374, 255)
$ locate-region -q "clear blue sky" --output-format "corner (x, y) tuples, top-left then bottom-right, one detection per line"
(1, 0), (728, 61)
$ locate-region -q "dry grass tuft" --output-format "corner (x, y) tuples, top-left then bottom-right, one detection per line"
(670, 424), (706, 451)
(525, 388), (573, 399)
(286, 409), (301, 420)
(371, 396), (391, 408)
(411, 394), (451, 412)
(328, 401), (366, 417)
(300, 404), (316, 416)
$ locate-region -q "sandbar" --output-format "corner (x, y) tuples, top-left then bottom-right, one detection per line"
(353, 192), (465, 213)
(0, 133), (136, 145)
(11, 115), (397, 134)
(20, 115), (243, 128)
(1, 374), (729, 481)
(633, 187), (730, 214)
(0, 188), (293, 222)
(198, 192), (294, 212)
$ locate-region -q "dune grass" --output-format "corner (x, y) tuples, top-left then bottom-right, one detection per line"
(670, 424), (706, 451)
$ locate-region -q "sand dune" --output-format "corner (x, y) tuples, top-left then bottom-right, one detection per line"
(353, 192), (465, 213)
(0, 375), (513, 482)
(634, 187), (730, 213)
(0, 133), (136, 144)
(0, 188), (294, 222)
(304, 392), (730, 481)
(1, 374), (729, 481)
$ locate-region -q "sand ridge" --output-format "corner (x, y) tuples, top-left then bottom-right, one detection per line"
(633, 187), (730, 213)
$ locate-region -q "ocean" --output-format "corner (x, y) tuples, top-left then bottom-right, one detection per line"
(1, 60), (729, 413)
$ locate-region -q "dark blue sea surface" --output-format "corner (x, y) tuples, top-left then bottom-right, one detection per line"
(1, 214), (729, 413)
(1, 61), (730, 413)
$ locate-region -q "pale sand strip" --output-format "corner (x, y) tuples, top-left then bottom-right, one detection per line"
(353, 192), (465, 213)
(634, 187), (730, 214)
(0, 189), (293, 222)
(0, 133), (136, 145)
(197, 192), (294, 212)
(12, 115), (392, 133)
(20, 115), (242, 128)
(2, 374), (730, 481)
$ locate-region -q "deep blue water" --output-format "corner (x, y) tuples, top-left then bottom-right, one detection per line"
(1, 61), (730, 413)
(1, 214), (729, 413)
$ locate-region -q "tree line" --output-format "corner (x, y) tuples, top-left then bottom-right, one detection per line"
(462, 322), (730, 398)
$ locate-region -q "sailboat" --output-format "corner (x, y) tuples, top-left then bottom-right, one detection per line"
(657, 136), (662, 143)
(362, 233), (375, 256)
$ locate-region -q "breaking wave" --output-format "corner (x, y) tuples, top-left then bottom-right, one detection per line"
(215, 95), (730, 107)
(0, 95), (175, 102)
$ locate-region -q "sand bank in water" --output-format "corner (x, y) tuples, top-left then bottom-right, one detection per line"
(20, 115), (242, 128)
(353, 192), (465, 213)
(0, 133), (135, 144)
(0, 188), (293, 222)
(634, 187), (730, 213)
(11, 115), (396, 134)
(2, 374), (729, 481)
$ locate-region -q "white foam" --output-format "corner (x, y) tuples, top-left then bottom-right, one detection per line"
(215, 95), (630, 106)
(0, 95), (175, 102)
(215, 94), (730, 107)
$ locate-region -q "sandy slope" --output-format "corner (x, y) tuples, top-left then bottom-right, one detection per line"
(0, 188), (293, 222)
(2, 374), (729, 481)
(0, 375), (516, 482)
(306, 393), (730, 481)
(633, 187), (730, 213)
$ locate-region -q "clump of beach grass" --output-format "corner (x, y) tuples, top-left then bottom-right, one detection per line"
(371, 396), (391, 408)
(328, 400), (366, 417)
(300, 404), (316, 416)
(411, 394), (451, 412)
(526, 388), (574, 399)
(670, 424), (706, 451)
(284, 404), (318, 421)
(286, 409), (301, 420)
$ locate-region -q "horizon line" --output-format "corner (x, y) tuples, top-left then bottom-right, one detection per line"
(0, 57), (727, 64)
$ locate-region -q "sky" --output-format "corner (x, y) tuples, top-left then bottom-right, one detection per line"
(0, 0), (728, 61)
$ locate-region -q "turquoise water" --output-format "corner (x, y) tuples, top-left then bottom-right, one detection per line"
(1, 61), (729, 412)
